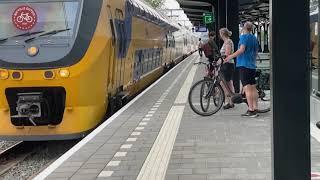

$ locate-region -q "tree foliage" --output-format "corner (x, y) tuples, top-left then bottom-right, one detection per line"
(144, 0), (164, 9)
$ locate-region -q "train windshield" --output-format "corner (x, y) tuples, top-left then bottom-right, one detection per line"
(0, 1), (80, 41)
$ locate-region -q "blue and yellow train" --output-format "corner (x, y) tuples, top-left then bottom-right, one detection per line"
(0, 0), (198, 140)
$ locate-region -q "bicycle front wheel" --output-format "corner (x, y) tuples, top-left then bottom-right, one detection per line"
(188, 79), (225, 116)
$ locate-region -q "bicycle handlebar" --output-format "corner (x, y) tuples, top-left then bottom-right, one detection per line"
(194, 55), (226, 66)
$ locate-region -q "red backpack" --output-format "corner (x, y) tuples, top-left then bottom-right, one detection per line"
(202, 43), (213, 58)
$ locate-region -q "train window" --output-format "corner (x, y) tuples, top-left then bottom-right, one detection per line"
(144, 50), (148, 73)
(133, 2), (139, 16)
(172, 36), (175, 48)
(152, 50), (156, 69)
(157, 49), (161, 67)
(134, 50), (140, 81)
(149, 50), (152, 71)
(165, 35), (169, 48)
(141, 51), (145, 74)
(126, 0), (134, 15)
(160, 48), (163, 65)
(141, 7), (146, 18)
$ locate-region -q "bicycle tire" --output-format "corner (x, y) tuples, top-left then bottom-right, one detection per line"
(200, 82), (211, 112)
(188, 79), (225, 116)
(257, 89), (271, 113)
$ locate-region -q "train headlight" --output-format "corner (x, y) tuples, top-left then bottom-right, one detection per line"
(59, 69), (70, 78)
(0, 69), (9, 80)
(27, 46), (39, 57)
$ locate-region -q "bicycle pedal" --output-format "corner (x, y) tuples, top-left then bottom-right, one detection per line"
(231, 94), (243, 104)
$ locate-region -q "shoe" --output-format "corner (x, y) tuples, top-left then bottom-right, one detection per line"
(241, 110), (258, 118)
(223, 104), (235, 110)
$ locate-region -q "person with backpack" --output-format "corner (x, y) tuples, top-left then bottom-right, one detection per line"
(224, 22), (259, 117)
(198, 38), (203, 57)
(202, 31), (219, 62)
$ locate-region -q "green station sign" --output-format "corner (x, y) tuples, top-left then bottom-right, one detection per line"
(203, 12), (215, 24)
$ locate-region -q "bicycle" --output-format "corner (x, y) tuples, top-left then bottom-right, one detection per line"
(188, 56), (271, 116)
(17, 13), (33, 23)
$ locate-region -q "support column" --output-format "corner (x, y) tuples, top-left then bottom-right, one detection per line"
(217, 0), (226, 47)
(227, 0), (240, 93)
(271, 0), (310, 179)
(318, 0), (320, 91)
(258, 21), (262, 52)
(263, 22), (270, 53)
(212, 1), (218, 37)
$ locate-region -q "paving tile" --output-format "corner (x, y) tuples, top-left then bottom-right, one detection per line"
(178, 175), (207, 180)
(45, 56), (279, 180)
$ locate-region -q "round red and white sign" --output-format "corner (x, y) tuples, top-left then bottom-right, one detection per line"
(12, 6), (37, 31)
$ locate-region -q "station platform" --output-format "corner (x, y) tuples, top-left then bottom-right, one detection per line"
(35, 53), (320, 180)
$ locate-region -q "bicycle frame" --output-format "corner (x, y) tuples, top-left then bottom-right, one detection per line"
(201, 57), (267, 103)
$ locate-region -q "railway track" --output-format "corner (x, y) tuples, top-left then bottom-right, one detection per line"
(0, 141), (42, 176)
(0, 140), (78, 180)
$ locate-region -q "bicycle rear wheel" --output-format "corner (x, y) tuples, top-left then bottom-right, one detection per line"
(257, 89), (271, 113)
(188, 79), (225, 116)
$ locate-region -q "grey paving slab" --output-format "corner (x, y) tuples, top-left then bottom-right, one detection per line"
(46, 53), (320, 180)
(46, 54), (198, 180)
(164, 60), (273, 180)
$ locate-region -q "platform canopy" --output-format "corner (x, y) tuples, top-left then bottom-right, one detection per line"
(176, 0), (269, 26)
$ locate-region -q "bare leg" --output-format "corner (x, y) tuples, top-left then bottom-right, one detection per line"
(220, 82), (229, 104)
(252, 85), (259, 110)
(245, 85), (258, 111)
(244, 85), (254, 111)
(226, 80), (235, 105)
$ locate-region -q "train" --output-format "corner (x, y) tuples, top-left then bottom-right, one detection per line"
(0, 0), (198, 140)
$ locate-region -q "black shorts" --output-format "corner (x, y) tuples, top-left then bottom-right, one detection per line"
(239, 67), (256, 86)
(221, 63), (234, 82)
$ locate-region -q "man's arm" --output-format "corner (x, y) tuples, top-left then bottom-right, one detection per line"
(225, 45), (246, 62)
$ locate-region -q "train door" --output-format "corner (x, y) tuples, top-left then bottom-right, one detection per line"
(114, 9), (126, 92)
(107, 6), (116, 91)
(169, 34), (173, 63)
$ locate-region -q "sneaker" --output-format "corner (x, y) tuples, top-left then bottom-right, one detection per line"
(241, 110), (259, 118)
(223, 104), (235, 110)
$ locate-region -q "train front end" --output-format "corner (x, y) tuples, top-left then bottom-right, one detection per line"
(0, 0), (107, 140)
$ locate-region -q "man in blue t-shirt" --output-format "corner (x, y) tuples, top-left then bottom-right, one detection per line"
(224, 22), (259, 117)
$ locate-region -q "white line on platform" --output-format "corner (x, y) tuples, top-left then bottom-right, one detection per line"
(139, 122), (148, 126)
(107, 161), (121, 167)
(142, 118), (151, 121)
(137, 62), (198, 180)
(136, 127), (145, 130)
(127, 138), (137, 142)
(120, 144), (133, 149)
(114, 152), (127, 157)
(98, 171), (113, 177)
(148, 111), (156, 114)
(146, 114), (153, 117)
(131, 132), (142, 136)
(153, 105), (160, 108)
(33, 54), (197, 180)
